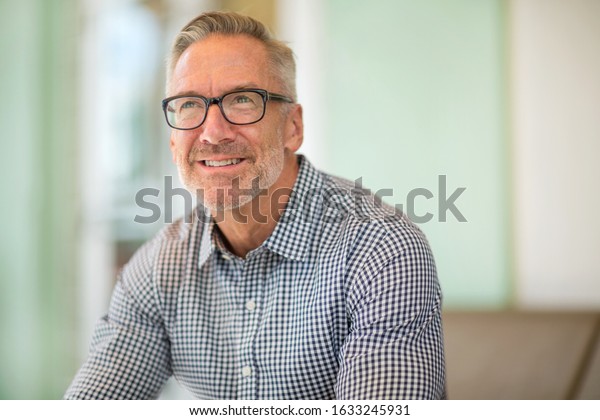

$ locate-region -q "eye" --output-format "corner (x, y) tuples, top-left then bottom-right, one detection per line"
(232, 94), (254, 104)
(181, 100), (202, 110)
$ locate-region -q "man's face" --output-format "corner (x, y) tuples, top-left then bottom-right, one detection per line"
(168, 35), (302, 211)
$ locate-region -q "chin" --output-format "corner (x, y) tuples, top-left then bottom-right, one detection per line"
(179, 181), (257, 212)
(200, 192), (255, 212)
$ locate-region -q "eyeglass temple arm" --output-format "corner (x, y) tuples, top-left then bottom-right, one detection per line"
(268, 93), (294, 103)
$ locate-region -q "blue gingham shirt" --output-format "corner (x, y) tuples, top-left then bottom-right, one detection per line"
(65, 156), (446, 399)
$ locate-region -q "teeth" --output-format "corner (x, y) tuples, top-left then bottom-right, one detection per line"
(204, 158), (242, 167)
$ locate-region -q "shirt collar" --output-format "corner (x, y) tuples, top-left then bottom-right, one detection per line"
(262, 155), (324, 262)
(197, 155), (324, 266)
(198, 210), (216, 267)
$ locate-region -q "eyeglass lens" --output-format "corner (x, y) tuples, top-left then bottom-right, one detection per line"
(165, 91), (265, 129)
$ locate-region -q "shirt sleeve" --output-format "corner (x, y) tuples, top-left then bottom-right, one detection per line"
(335, 228), (446, 400)
(64, 239), (172, 399)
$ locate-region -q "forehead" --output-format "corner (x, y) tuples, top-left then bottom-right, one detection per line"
(169, 35), (273, 96)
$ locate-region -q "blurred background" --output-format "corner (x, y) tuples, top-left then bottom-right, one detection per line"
(0, 0), (598, 399)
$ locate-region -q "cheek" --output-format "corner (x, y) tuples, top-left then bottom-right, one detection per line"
(171, 132), (196, 157)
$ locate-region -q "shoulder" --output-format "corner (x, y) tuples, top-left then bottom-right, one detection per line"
(315, 171), (438, 297)
(119, 209), (206, 298)
(318, 172), (433, 265)
(123, 213), (195, 270)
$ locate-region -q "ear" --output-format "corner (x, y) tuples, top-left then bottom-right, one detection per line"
(169, 132), (177, 163)
(283, 104), (303, 153)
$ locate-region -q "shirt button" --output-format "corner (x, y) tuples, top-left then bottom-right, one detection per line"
(245, 300), (256, 311)
(241, 366), (252, 377)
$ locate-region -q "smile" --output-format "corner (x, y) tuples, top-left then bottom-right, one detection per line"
(202, 158), (243, 167)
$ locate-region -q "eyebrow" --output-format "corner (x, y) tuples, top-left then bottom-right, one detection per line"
(174, 84), (261, 98)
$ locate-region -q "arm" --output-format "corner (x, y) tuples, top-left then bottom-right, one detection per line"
(65, 240), (171, 399)
(335, 231), (446, 400)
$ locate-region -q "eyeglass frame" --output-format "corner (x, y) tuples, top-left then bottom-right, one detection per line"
(161, 88), (294, 130)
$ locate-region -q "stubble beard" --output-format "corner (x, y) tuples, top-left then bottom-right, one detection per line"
(175, 134), (285, 212)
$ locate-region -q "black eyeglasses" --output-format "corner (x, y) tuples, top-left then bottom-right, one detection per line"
(162, 88), (294, 130)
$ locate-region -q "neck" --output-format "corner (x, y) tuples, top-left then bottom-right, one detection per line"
(213, 155), (299, 258)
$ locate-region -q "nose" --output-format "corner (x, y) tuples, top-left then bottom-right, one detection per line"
(198, 103), (234, 145)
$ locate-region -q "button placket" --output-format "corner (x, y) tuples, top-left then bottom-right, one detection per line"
(236, 252), (266, 398)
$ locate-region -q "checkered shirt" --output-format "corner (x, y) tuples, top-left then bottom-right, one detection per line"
(65, 156), (446, 400)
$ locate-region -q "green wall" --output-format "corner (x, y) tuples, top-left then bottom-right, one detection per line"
(323, 0), (510, 308)
(0, 0), (79, 399)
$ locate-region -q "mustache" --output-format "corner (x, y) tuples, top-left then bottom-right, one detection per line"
(187, 143), (252, 164)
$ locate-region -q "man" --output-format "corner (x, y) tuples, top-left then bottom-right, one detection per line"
(66, 11), (445, 400)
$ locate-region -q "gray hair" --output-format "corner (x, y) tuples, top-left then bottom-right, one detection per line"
(166, 11), (297, 101)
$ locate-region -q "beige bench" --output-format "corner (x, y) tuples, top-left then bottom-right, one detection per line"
(443, 311), (600, 399)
